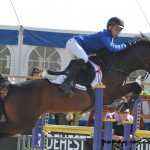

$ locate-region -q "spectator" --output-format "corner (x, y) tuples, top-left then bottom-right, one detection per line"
(30, 67), (42, 78)
(106, 109), (133, 149)
(54, 113), (73, 125)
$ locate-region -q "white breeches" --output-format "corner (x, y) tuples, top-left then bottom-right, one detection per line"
(66, 38), (89, 63)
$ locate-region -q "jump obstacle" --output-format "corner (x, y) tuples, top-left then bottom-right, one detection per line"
(31, 85), (105, 150)
(30, 85), (150, 150)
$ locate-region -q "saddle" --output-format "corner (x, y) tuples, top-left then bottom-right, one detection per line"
(45, 60), (97, 112)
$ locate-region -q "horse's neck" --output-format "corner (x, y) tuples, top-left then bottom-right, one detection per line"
(127, 45), (150, 72)
(96, 45), (150, 75)
(115, 46), (150, 74)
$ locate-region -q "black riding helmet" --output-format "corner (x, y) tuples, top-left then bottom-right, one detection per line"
(107, 17), (124, 29)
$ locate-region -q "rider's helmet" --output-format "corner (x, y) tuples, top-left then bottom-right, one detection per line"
(107, 17), (124, 29)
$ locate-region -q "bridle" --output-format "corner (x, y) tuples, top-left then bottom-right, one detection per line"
(128, 45), (150, 80)
(110, 43), (150, 81)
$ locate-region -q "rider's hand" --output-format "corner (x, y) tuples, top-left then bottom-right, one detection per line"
(126, 41), (136, 49)
(126, 41), (132, 49)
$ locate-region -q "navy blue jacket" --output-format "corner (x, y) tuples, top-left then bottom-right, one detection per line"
(74, 29), (126, 55)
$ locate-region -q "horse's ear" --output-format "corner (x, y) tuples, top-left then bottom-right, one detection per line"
(135, 32), (149, 41)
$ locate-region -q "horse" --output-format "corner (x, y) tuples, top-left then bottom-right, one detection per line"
(0, 33), (149, 140)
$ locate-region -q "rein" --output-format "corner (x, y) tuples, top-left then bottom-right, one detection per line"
(106, 46), (150, 81)
(95, 54), (129, 76)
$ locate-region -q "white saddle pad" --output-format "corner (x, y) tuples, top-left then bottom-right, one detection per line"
(44, 61), (102, 90)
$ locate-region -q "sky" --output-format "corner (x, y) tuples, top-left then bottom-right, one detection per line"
(1, 0), (150, 34)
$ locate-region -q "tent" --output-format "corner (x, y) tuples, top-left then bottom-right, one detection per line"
(0, 25), (134, 84)
(0, 25), (134, 47)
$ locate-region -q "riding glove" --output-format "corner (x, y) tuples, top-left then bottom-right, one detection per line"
(126, 41), (132, 49)
(126, 41), (136, 49)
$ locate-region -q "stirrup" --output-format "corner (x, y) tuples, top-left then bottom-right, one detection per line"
(59, 83), (74, 97)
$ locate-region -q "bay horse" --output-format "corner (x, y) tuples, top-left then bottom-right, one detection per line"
(0, 33), (149, 140)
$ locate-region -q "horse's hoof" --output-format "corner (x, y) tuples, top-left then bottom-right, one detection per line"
(115, 103), (126, 113)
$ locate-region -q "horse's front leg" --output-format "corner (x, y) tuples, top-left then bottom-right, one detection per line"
(126, 82), (142, 110)
(115, 82), (142, 112)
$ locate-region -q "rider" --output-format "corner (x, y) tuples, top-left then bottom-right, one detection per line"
(59, 17), (132, 96)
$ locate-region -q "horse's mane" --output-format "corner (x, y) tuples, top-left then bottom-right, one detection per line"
(135, 32), (150, 43)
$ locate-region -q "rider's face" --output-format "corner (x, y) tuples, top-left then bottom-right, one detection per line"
(109, 25), (123, 38)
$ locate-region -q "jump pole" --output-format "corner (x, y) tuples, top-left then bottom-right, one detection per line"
(132, 96), (141, 150)
(132, 95), (150, 149)
(135, 130), (150, 138)
(93, 85), (105, 150)
(103, 118), (115, 149)
(123, 121), (132, 150)
(31, 119), (41, 148)
(31, 113), (48, 149)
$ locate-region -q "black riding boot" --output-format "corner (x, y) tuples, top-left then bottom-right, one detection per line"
(59, 59), (85, 96)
